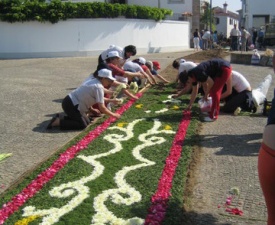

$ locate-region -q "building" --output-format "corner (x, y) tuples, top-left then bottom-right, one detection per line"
(213, 2), (239, 38)
(240, 0), (275, 29)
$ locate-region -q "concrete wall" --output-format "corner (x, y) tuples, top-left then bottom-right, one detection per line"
(0, 18), (190, 59)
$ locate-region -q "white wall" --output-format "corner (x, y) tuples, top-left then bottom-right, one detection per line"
(244, 0), (275, 29)
(0, 18), (190, 59)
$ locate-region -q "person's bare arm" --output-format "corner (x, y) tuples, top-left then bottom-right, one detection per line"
(172, 83), (192, 98)
(124, 71), (144, 79)
(186, 84), (199, 111)
(202, 76), (214, 100)
(145, 69), (157, 84)
(98, 103), (121, 119)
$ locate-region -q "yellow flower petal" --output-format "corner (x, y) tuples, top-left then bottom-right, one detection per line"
(15, 215), (40, 225)
(117, 122), (128, 127)
(164, 125), (172, 130)
(135, 104), (143, 109)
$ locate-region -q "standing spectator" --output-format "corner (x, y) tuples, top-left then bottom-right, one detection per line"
(240, 26), (251, 51)
(258, 87), (275, 225)
(193, 28), (201, 51)
(230, 24), (240, 51)
(173, 58), (232, 122)
(252, 27), (258, 46)
(257, 27), (265, 50)
(202, 29), (211, 50)
(199, 30), (204, 49)
(212, 30), (218, 46)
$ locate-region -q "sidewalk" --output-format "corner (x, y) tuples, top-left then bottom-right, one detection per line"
(0, 51), (274, 224)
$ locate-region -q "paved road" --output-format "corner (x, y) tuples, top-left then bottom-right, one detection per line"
(0, 51), (274, 225)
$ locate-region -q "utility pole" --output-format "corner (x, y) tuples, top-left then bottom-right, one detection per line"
(210, 0), (212, 32)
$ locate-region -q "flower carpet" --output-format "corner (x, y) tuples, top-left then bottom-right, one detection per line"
(0, 84), (200, 225)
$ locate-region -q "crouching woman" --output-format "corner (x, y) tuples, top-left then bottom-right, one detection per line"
(47, 69), (120, 130)
(174, 58), (232, 122)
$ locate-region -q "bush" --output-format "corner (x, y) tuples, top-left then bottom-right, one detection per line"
(0, 0), (173, 23)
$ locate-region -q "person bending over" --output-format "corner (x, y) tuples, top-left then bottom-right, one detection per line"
(173, 58), (232, 122)
(47, 69), (120, 130)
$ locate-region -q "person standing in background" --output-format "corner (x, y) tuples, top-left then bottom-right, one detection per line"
(202, 29), (211, 50)
(230, 24), (239, 51)
(257, 27), (265, 50)
(193, 28), (201, 51)
(258, 88), (275, 225)
(252, 27), (258, 46)
(258, 54), (275, 225)
(240, 26), (251, 52)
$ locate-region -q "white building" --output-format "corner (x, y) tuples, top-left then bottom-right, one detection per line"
(213, 2), (239, 38)
(240, 0), (275, 29)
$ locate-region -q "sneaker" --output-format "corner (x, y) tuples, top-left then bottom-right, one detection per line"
(204, 116), (215, 122)
(234, 107), (241, 116)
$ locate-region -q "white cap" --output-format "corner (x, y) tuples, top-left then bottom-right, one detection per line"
(180, 58), (186, 63)
(98, 69), (115, 81)
(146, 60), (153, 68)
(138, 57), (146, 65)
(106, 51), (122, 59)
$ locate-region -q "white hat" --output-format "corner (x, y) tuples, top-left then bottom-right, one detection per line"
(98, 69), (115, 81)
(106, 51), (122, 59)
(138, 57), (146, 65)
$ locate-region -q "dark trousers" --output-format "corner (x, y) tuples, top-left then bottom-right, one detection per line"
(231, 36), (238, 51)
(222, 90), (250, 113)
(60, 95), (87, 130)
(267, 88), (275, 125)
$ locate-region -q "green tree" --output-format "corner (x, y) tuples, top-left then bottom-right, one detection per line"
(200, 2), (215, 31)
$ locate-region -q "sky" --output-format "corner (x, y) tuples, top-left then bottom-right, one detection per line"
(211, 0), (242, 13)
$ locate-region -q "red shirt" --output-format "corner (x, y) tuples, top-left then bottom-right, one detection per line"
(107, 63), (125, 77)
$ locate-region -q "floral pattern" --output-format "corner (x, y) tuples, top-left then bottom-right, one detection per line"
(0, 92), (192, 225)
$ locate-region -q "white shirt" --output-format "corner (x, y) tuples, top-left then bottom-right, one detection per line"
(178, 61), (197, 74)
(123, 61), (144, 72)
(69, 78), (104, 114)
(100, 45), (124, 61)
(231, 70), (251, 92)
(230, 28), (240, 37)
(202, 31), (211, 40)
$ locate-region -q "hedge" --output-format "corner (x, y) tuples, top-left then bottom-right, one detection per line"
(0, 0), (173, 23)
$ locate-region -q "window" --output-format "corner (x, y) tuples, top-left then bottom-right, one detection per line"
(216, 18), (220, 25)
(169, 0), (185, 3)
(229, 18), (233, 25)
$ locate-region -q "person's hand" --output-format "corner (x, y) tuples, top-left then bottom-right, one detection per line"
(89, 107), (101, 116)
(112, 113), (121, 119)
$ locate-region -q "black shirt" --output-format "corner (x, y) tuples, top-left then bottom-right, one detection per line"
(188, 58), (231, 85)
